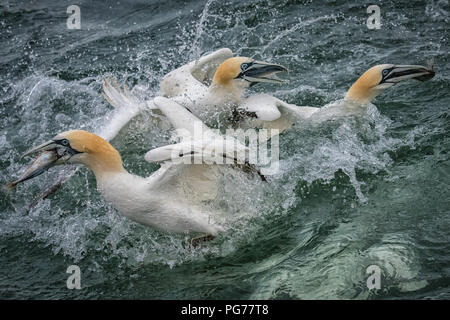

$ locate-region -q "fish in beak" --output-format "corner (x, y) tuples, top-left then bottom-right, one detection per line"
(7, 138), (79, 189)
(7, 151), (58, 190)
(236, 60), (288, 85)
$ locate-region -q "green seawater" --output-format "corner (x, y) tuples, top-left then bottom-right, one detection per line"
(0, 0), (449, 299)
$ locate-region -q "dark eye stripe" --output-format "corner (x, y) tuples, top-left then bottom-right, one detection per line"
(54, 139), (68, 146)
(240, 62), (253, 71)
(382, 67), (395, 78)
(53, 139), (82, 154)
(380, 67), (396, 83)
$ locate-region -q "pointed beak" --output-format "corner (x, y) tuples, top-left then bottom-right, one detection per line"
(383, 64), (435, 84)
(238, 61), (288, 84)
(23, 139), (78, 165)
(9, 139), (76, 188)
(22, 140), (58, 159)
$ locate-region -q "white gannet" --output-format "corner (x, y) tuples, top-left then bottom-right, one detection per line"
(100, 48), (288, 141)
(27, 49), (280, 206)
(18, 97), (254, 237)
(102, 57), (434, 143)
(238, 64), (435, 131)
(160, 49), (287, 118)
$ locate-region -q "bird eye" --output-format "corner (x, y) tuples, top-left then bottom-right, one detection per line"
(241, 63), (249, 71)
(382, 69), (389, 77)
(61, 139), (69, 146)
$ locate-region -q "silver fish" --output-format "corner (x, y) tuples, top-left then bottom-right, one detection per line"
(7, 150), (58, 190)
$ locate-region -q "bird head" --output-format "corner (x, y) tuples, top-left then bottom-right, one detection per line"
(345, 64), (435, 104)
(212, 57), (288, 88)
(21, 130), (124, 179)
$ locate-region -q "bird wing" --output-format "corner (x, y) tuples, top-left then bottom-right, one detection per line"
(189, 48), (233, 85)
(239, 94), (319, 133)
(159, 48), (233, 97)
(239, 94), (282, 121)
(99, 77), (155, 141)
(142, 161), (226, 235)
(151, 96), (213, 140)
(144, 97), (249, 203)
(146, 97), (248, 164)
(145, 161), (222, 203)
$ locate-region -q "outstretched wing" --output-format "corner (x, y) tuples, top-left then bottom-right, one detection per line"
(99, 77), (152, 141)
(143, 97), (250, 202)
(145, 97), (248, 164)
(190, 48), (233, 85)
(159, 48), (233, 97)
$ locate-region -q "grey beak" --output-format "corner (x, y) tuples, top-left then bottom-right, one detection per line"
(21, 140), (57, 159)
(384, 65), (435, 83)
(238, 61), (288, 84)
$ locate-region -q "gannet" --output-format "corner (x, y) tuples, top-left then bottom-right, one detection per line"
(159, 48), (288, 118)
(17, 97), (255, 236)
(102, 57), (434, 142)
(27, 49), (281, 206)
(21, 130), (224, 235)
(100, 48), (288, 141)
(238, 64), (435, 131)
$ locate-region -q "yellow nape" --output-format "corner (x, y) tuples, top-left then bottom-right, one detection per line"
(212, 57), (252, 86)
(57, 130), (125, 176)
(345, 65), (386, 104)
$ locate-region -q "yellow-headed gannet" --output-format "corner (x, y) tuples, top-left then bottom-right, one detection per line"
(160, 48), (287, 117)
(27, 49), (280, 206)
(100, 48), (288, 141)
(17, 98), (255, 236)
(238, 64), (435, 132)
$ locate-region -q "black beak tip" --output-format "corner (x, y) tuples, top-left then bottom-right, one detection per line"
(278, 65), (289, 73)
(415, 68), (435, 82)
